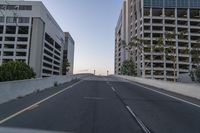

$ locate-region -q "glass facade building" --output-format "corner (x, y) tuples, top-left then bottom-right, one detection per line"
(144, 0), (200, 8)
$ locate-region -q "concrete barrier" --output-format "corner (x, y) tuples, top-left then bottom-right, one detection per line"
(0, 74), (91, 105)
(114, 75), (200, 100)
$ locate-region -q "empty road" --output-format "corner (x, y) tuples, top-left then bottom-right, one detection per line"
(0, 76), (200, 133)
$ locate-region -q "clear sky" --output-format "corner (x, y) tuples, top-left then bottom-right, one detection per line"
(30, 0), (123, 75)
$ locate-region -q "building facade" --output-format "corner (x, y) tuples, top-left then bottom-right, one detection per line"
(116, 0), (200, 81)
(114, 1), (127, 75)
(0, 1), (66, 78)
(63, 32), (74, 75)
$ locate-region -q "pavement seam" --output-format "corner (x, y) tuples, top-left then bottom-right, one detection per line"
(106, 82), (151, 133)
(0, 80), (83, 125)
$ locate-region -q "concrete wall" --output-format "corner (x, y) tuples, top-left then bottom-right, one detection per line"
(0, 74), (89, 105)
(29, 18), (45, 78)
(114, 75), (200, 100)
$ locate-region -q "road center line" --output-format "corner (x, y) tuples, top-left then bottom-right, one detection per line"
(111, 86), (116, 92)
(126, 106), (151, 133)
(0, 80), (82, 125)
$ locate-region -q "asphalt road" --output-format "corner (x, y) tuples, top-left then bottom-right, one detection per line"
(0, 76), (200, 133)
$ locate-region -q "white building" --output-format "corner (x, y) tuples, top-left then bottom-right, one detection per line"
(114, 1), (127, 75)
(63, 32), (74, 75)
(116, 0), (200, 81)
(0, 0), (65, 78)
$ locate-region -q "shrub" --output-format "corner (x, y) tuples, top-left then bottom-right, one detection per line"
(195, 67), (200, 82)
(0, 61), (35, 82)
(120, 60), (137, 76)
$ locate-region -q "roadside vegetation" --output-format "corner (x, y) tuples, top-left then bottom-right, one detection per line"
(62, 59), (70, 75)
(0, 61), (35, 82)
(120, 60), (137, 76)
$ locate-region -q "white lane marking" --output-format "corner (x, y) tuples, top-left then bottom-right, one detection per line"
(111, 86), (116, 92)
(0, 80), (82, 125)
(130, 81), (200, 108)
(126, 106), (151, 133)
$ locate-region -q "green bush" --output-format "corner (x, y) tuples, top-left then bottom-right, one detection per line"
(0, 61), (35, 82)
(196, 67), (200, 82)
(120, 60), (137, 76)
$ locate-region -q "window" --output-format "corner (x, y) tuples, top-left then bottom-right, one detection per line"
(43, 56), (53, 63)
(177, 0), (188, 8)
(152, 0), (163, 7)
(6, 5), (18, 10)
(0, 37), (2, 41)
(18, 26), (29, 34)
(4, 44), (14, 49)
(18, 17), (30, 23)
(190, 0), (200, 8)
(0, 17), (4, 23)
(55, 42), (61, 51)
(177, 9), (188, 18)
(6, 17), (17, 23)
(5, 37), (15, 41)
(17, 44), (27, 49)
(16, 52), (26, 56)
(3, 51), (14, 56)
(0, 26), (3, 34)
(17, 37), (28, 42)
(6, 26), (16, 34)
(144, 0), (151, 7)
(19, 5), (32, 10)
(165, 0), (176, 8)
(45, 33), (54, 45)
(0, 5), (6, 10)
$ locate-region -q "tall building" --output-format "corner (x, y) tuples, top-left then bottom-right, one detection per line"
(115, 0), (200, 81)
(0, 1), (66, 78)
(115, 1), (127, 75)
(63, 32), (74, 75)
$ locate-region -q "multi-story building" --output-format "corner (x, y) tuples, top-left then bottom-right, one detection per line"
(63, 32), (74, 75)
(0, 0), (65, 78)
(115, 1), (127, 75)
(116, 0), (200, 81)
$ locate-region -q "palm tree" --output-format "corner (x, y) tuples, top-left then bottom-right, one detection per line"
(123, 37), (146, 77)
(155, 31), (187, 82)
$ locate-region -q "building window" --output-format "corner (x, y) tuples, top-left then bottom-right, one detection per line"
(17, 44), (27, 49)
(3, 51), (14, 56)
(6, 5), (18, 10)
(16, 52), (26, 56)
(19, 5), (32, 10)
(17, 37), (28, 42)
(18, 26), (29, 34)
(0, 5), (6, 10)
(0, 26), (3, 34)
(0, 17), (4, 23)
(144, 0), (151, 7)
(0, 37), (2, 41)
(45, 33), (54, 45)
(6, 17), (17, 23)
(177, 0), (188, 8)
(5, 37), (15, 41)
(6, 26), (16, 34)
(18, 17), (30, 23)
(190, 0), (200, 8)
(165, 0), (176, 8)
(43, 56), (53, 63)
(4, 44), (14, 49)
(152, 0), (163, 7)
(55, 42), (61, 51)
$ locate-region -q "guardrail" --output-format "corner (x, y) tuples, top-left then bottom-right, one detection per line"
(0, 74), (91, 105)
(114, 75), (200, 100)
